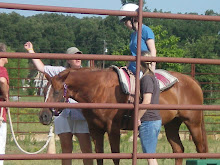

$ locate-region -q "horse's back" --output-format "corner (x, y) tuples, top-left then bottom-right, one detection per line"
(170, 71), (203, 104)
(160, 71), (203, 104)
(159, 71), (203, 125)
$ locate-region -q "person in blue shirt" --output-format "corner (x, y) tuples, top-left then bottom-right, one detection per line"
(119, 3), (157, 75)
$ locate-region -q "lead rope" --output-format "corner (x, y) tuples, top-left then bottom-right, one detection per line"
(0, 107), (3, 127)
(8, 107), (54, 154)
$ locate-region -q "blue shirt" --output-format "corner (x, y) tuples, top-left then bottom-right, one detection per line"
(128, 24), (155, 75)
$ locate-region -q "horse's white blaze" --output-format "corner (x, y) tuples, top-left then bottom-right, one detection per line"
(45, 84), (52, 102)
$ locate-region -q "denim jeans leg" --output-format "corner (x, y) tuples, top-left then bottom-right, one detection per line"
(139, 120), (162, 153)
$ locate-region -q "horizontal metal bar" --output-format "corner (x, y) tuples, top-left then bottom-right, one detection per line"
(206, 123), (220, 124)
(8, 122), (39, 124)
(0, 153), (220, 160)
(0, 52), (220, 65)
(0, 2), (220, 21)
(8, 130), (220, 135)
(7, 132), (49, 134)
(0, 102), (219, 110)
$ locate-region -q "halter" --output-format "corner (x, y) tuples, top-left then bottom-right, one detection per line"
(52, 83), (69, 116)
(45, 82), (69, 117)
(44, 84), (58, 117)
(63, 83), (69, 103)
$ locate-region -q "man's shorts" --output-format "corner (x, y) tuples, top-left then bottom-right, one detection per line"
(54, 116), (89, 135)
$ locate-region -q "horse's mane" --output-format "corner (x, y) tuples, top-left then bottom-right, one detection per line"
(57, 67), (113, 80)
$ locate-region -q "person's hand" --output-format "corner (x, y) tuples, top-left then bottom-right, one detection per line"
(138, 119), (141, 127)
(137, 120), (141, 138)
(24, 41), (34, 53)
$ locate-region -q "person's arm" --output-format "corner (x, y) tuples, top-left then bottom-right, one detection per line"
(146, 39), (156, 71)
(24, 41), (45, 73)
(0, 77), (9, 102)
(138, 93), (152, 126)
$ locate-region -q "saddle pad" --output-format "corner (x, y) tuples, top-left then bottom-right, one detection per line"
(111, 65), (130, 95)
(155, 69), (179, 91)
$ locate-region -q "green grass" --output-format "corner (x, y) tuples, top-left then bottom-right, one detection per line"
(5, 97), (220, 164)
(10, 96), (44, 102)
(8, 106), (220, 134)
(8, 107), (50, 133)
(4, 131), (220, 165)
(9, 95), (220, 133)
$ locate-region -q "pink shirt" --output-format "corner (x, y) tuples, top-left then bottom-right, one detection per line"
(0, 66), (9, 122)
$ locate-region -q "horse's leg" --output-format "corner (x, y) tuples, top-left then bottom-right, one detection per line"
(89, 128), (105, 165)
(164, 117), (184, 165)
(184, 113), (208, 153)
(107, 125), (121, 165)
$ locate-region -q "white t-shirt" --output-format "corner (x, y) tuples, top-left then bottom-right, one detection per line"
(44, 66), (86, 120)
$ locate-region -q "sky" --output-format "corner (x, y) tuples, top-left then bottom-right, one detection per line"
(0, 0), (219, 18)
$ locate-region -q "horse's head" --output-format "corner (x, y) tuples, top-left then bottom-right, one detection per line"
(39, 70), (70, 125)
(39, 67), (104, 125)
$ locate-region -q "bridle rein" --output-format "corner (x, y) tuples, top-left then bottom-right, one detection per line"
(45, 83), (69, 117)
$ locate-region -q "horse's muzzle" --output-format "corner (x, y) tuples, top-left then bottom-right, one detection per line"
(39, 109), (53, 125)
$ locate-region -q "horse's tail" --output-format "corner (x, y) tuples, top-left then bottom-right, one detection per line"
(198, 80), (208, 153)
(198, 83), (208, 153)
(201, 110), (208, 152)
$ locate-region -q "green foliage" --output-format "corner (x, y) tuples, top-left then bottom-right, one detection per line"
(88, 16), (130, 68)
(98, 16), (130, 55)
(185, 35), (220, 104)
(151, 25), (185, 72)
(205, 9), (220, 16)
(7, 58), (28, 85)
(0, 10), (219, 102)
(27, 79), (37, 96)
(4, 47), (29, 90)
(112, 45), (130, 67)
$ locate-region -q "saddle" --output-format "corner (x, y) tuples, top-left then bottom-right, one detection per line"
(111, 65), (179, 130)
(111, 65), (135, 102)
(155, 69), (179, 92)
(111, 65), (132, 95)
(111, 65), (179, 101)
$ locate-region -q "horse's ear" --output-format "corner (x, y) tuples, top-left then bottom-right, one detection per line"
(57, 69), (71, 81)
(44, 73), (51, 81)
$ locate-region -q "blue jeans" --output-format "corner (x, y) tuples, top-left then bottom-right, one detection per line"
(139, 120), (162, 153)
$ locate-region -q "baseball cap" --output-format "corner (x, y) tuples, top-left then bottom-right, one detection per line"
(66, 47), (82, 54)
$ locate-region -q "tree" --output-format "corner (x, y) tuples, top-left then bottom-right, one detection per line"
(0, 10), (219, 99)
(185, 35), (220, 104)
(5, 47), (29, 94)
(151, 25), (185, 72)
(205, 10), (220, 16)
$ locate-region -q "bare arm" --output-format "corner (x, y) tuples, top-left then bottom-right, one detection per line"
(0, 77), (9, 102)
(24, 42), (45, 73)
(146, 39), (156, 71)
(138, 93), (152, 126)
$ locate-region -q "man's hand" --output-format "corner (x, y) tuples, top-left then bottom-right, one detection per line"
(24, 41), (34, 53)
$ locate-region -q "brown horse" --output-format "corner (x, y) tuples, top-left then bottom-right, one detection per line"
(39, 67), (208, 165)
